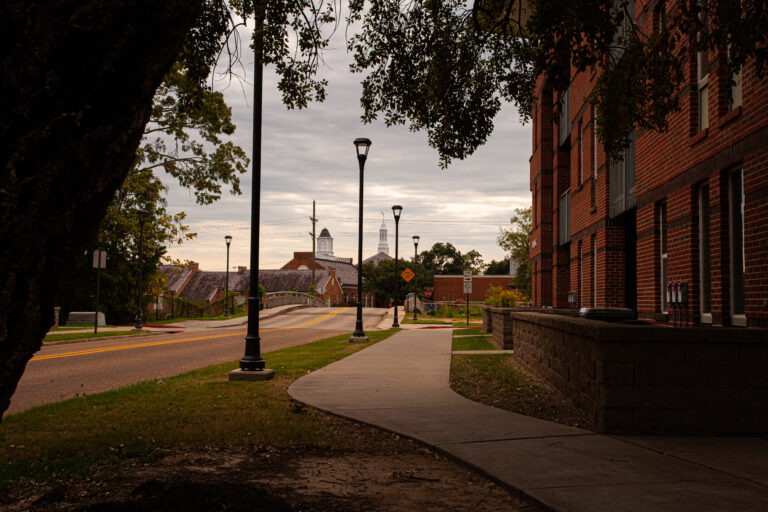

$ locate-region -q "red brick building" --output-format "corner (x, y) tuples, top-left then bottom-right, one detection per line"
(530, 1), (768, 327)
(281, 251), (377, 307)
(433, 275), (517, 303)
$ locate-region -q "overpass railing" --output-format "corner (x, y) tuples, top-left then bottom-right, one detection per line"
(263, 291), (326, 309)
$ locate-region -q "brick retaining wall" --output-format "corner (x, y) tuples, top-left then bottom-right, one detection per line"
(510, 312), (768, 434)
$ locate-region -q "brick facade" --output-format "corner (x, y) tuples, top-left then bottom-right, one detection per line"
(530, 1), (768, 327)
(433, 275), (517, 302)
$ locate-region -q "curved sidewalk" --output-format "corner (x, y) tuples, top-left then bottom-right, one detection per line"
(289, 328), (768, 512)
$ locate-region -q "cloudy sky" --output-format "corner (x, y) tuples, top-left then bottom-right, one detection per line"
(164, 19), (532, 272)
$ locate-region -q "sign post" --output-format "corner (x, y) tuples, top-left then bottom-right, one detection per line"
(92, 250), (107, 334)
(463, 271), (472, 326)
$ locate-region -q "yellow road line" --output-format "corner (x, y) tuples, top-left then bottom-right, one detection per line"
(31, 307), (351, 362)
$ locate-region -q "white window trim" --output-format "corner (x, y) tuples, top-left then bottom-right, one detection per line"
(729, 168), (746, 324)
(593, 235), (598, 307)
(660, 203), (668, 314)
(698, 185), (712, 324)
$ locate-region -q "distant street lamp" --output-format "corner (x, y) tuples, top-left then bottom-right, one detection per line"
(412, 235), (420, 321)
(350, 137), (371, 343)
(224, 235), (232, 318)
(134, 208), (149, 330)
(391, 205), (403, 328)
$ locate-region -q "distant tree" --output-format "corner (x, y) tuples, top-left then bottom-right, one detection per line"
(497, 207), (532, 294)
(362, 259), (410, 305)
(485, 257), (511, 275)
(419, 243), (465, 275)
(462, 249), (487, 275)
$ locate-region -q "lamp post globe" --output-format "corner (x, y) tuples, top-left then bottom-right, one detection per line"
(134, 208), (149, 330)
(224, 235), (232, 318)
(412, 235), (420, 321)
(391, 205), (403, 328)
(350, 138), (371, 342)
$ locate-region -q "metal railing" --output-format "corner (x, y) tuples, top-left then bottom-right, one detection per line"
(263, 291), (326, 309)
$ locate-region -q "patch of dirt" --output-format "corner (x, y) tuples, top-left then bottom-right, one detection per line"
(451, 354), (595, 430)
(6, 443), (548, 512)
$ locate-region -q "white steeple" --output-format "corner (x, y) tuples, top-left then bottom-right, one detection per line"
(377, 212), (390, 255)
(317, 227), (334, 257)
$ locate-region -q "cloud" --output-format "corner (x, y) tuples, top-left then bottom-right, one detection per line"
(164, 21), (531, 272)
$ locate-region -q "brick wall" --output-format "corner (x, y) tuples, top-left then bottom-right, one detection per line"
(529, 0), (768, 327)
(433, 275), (517, 302)
(511, 312), (768, 434)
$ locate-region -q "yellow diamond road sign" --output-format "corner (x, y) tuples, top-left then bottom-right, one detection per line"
(401, 268), (415, 282)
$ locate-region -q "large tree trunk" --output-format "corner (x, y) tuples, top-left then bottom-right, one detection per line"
(0, 1), (203, 418)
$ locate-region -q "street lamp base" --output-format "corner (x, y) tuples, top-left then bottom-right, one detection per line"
(349, 335), (369, 343)
(228, 368), (275, 381)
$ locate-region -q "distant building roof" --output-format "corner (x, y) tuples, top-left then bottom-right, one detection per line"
(159, 264), (195, 295)
(363, 252), (393, 267)
(315, 257), (358, 287)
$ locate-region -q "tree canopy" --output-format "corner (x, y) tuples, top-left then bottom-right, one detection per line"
(497, 207), (532, 294)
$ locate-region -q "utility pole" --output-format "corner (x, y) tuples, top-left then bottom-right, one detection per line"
(309, 200), (317, 292)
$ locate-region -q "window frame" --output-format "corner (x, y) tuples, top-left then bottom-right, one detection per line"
(729, 169), (746, 326)
(698, 184), (712, 324)
(660, 202), (668, 314)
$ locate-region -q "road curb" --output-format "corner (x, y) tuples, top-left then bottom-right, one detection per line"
(43, 330), (166, 347)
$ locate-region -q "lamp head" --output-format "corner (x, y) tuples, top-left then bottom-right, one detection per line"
(136, 208), (149, 225)
(413, 235), (420, 245)
(353, 137), (372, 159)
(225, 235), (232, 246)
(391, 204), (403, 221)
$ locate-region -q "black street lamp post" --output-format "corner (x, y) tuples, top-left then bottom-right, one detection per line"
(134, 209), (148, 330)
(229, 7), (274, 380)
(391, 205), (402, 328)
(224, 235), (232, 318)
(412, 235), (420, 321)
(350, 137), (371, 343)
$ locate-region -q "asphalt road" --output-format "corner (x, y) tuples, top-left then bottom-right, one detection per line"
(5, 307), (386, 417)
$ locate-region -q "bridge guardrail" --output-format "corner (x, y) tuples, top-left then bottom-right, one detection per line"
(263, 291), (326, 309)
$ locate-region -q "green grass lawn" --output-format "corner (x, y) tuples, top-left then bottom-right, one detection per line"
(453, 328), (485, 336)
(49, 325), (117, 332)
(452, 336), (499, 351)
(43, 330), (154, 343)
(450, 355), (594, 430)
(0, 329), (399, 497)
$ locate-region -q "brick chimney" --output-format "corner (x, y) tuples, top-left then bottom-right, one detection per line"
(238, 266), (247, 274)
(188, 261), (199, 272)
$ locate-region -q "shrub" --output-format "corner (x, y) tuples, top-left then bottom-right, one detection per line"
(484, 286), (525, 307)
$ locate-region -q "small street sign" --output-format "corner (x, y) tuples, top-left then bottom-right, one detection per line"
(92, 250), (107, 269)
(463, 280), (472, 294)
(401, 267), (415, 282)
(463, 270), (472, 281)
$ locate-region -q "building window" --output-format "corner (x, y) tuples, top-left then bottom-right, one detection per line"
(698, 185), (712, 323)
(578, 240), (584, 307)
(558, 84), (571, 147)
(592, 106), (598, 178)
(727, 45), (742, 111)
(558, 189), (571, 245)
(578, 119), (584, 185)
(592, 235), (598, 307)
(660, 202), (668, 313)
(696, 2), (709, 132)
(730, 169), (746, 325)
(609, 129), (636, 218)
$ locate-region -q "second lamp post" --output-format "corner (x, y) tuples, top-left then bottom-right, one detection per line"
(391, 205), (402, 328)
(350, 137), (371, 342)
(134, 208), (148, 330)
(412, 235), (420, 321)
(224, 235), (232, 317)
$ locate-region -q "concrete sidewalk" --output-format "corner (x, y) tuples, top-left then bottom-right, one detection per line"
(289, 328), (768, 512)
